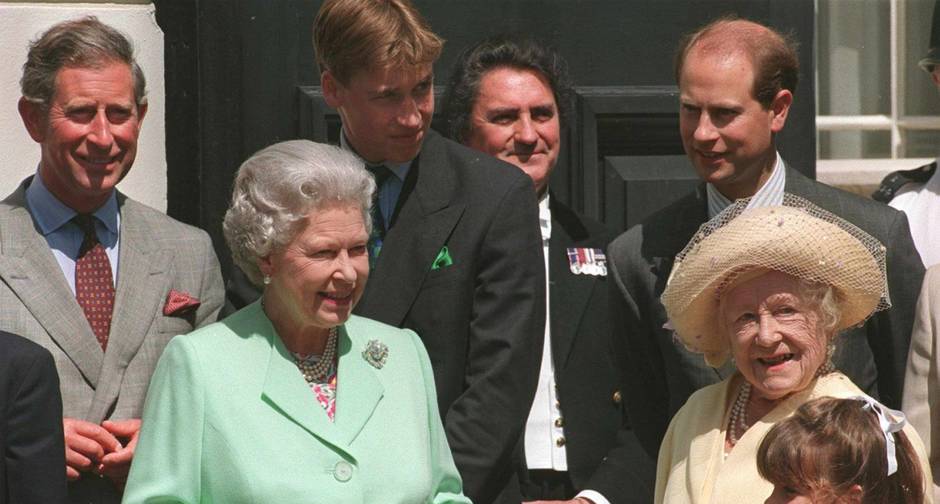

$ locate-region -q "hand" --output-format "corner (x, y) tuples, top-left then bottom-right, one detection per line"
(63, 417), (122, 481)
(98, 418), (142, 487)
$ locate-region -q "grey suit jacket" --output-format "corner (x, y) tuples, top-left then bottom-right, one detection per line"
(903, 264), (940, 502)
(608, 166), (925, 458)
(0, 177), (224, 502)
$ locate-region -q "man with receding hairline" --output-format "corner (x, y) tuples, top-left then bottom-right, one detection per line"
(607, 17), (924, 459)
(312, 2), (546, 502)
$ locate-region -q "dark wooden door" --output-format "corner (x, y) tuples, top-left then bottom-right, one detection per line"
(155, 0), (815, 278)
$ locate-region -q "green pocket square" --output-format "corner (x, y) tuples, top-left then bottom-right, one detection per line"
(431, 246), (454, 270)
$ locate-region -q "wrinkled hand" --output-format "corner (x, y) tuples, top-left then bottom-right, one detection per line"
(63, 417), (121, 481)
(99, 418), (142, 487)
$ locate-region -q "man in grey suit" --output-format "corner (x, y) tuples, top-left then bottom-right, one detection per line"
(5, 17), (224, 502)
(608, 18), (925, 459)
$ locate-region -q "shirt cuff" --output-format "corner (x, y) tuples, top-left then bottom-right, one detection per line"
(576, 489), (610, 504)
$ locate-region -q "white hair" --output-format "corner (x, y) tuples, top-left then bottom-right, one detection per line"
(223, 140), (375, 286)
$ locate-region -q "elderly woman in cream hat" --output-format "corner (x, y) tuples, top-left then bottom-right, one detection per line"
(654, 194), (932, 504)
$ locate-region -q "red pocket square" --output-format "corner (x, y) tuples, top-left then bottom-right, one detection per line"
(163, 289), (201, 316)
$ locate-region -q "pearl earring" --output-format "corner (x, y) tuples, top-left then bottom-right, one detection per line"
(263, 275), (271, 285)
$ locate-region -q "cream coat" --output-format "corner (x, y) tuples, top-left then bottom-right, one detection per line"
(656, 372), (932, 503)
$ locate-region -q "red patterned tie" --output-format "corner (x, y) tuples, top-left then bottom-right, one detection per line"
(73, 214), (114, 351)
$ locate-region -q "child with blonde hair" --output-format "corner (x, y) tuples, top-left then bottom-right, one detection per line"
(757, 396), (925, 503)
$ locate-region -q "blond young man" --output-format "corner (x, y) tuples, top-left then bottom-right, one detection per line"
(313, 2), (546, 503)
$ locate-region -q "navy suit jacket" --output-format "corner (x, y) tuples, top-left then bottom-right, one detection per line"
(0, 331), (66, 504)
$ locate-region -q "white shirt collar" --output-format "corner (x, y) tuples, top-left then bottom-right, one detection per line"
(538, 191), (551, 241)
(706, 152), (786, 219)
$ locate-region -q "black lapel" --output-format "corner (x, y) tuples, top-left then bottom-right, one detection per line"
(646, 184), (709, 295)
(354, 131), (464, 325)
(782, 164), (824, 203)
(646, 185), (734, 379)
(548, 199), (598, 370)
(389, 161), (418, 229)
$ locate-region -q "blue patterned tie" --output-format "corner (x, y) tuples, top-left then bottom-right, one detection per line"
(367, 164), (392, 269)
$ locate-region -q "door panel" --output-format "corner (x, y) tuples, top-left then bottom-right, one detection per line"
(156, 0), (815, 278)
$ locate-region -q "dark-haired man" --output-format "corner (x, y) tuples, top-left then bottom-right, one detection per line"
(312, 2), (546, 503)
(441, 35), (654, 504)
(607, 17), (924, 460)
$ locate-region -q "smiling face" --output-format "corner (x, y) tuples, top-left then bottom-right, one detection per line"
(322, 63), (434, 164)
(260, 204), (370, 342)
(678, 49), (791, 200)
(20, 62), (146, 214)
(465, 67), (560, 195)
(721, 270), (829, 401)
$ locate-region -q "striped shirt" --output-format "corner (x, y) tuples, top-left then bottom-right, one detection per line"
(706, 152), (786, 219)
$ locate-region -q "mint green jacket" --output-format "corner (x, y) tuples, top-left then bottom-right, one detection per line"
(122, 302), (469, 504)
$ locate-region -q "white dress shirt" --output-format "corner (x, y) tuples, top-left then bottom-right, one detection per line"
(706, 152), (786, 218)
(524, 192), (568, 470)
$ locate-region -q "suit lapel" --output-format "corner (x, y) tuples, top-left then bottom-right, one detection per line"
(334, 321), (384, 445)
(357, 131), (463, 325)
(0, 181), (103, 386)
(648, 186), (709, 294)
(89, 196), (172, 419)
(259, 318), (383, 459)
(548, 201), (596, 369)
(782, 164), (823, 203)
(261, 324), (350, 455)
(649, 186), (734, 380)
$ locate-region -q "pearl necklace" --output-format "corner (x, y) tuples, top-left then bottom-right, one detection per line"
(292, 327), (338, 384)
(728, 381), (752, 447)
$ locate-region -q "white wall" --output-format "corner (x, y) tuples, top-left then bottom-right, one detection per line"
(0, 1), (166, 211)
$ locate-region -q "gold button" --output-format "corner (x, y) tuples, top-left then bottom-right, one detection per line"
(555, 436), (566, 447)
(554, 417), (564, 428)
(612, 390), (622, 404)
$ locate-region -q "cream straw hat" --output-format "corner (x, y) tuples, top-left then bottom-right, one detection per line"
(660, 194), (889, 367)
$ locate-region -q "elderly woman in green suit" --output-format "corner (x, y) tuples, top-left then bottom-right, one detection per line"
(122, 140), (469, 503)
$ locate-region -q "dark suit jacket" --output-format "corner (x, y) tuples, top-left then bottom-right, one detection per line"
(607, 165), (925, 458)
(509, 197), (655, 503)
(353, 130), (545, 504)
(0, 331), (67, 504)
